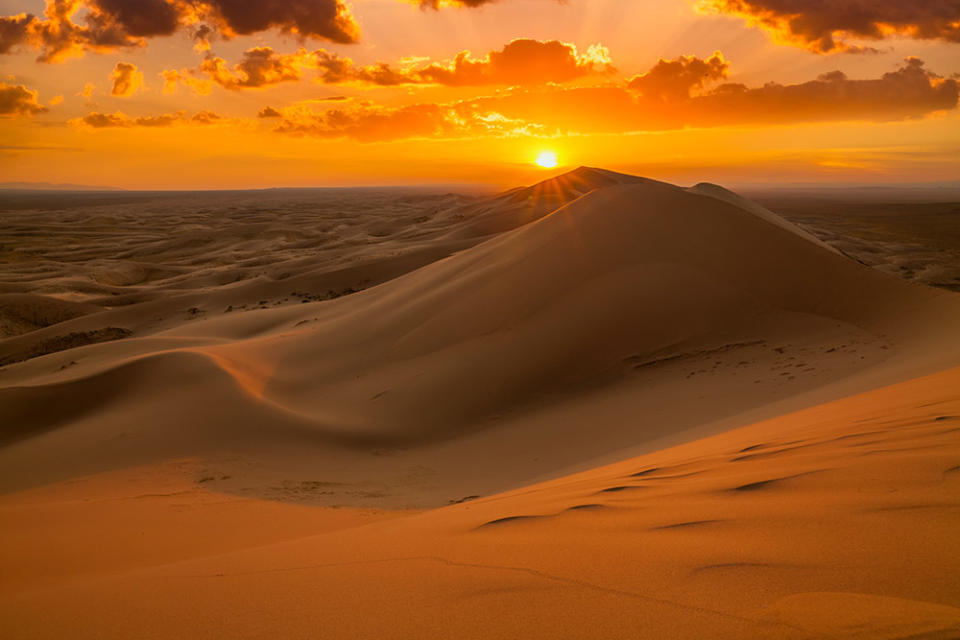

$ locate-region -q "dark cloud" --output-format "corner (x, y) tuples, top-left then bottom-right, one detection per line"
(0, 14), (33, 54)
(0, 82), (49, 116)
(698, 0), (960, 52)
(88, 0), (180, 37)
(199, 0), (359, 43)
(0, 0), (359, 62)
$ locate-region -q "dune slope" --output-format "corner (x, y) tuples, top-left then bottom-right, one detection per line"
(2, 363), (958, 639)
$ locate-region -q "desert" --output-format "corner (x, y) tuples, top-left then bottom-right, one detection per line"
(2, 169), (960, 638)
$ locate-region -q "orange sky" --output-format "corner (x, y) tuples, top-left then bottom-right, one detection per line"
(1, 0), (958, 189)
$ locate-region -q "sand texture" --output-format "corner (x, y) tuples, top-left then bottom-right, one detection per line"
(1, 169), (958, 638)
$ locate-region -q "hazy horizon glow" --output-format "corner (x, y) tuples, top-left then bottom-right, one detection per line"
(1, 0), (958, 189)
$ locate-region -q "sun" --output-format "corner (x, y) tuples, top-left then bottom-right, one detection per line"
(535, 151), (559, 169)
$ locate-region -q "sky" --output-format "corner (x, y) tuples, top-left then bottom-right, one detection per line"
(1, 0), (958, 189)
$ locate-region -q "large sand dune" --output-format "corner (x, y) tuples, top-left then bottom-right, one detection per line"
(1, 169), (958, 638)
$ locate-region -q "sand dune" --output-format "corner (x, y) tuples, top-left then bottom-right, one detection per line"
(1, 169), (958, 638)
(4, 170), (958, 494)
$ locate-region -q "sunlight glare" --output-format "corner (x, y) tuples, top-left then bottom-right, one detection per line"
(535, 151), (559, 169)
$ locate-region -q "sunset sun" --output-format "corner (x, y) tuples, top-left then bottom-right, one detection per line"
(535, 151), (559, 169)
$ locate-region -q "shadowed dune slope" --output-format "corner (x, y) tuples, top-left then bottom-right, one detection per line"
(219, 178), (956, 435)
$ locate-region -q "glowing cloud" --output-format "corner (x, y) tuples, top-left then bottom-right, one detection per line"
(259, 56), (958, 142)
(110, 61), (144, 97)
(173, 39), (615, 92)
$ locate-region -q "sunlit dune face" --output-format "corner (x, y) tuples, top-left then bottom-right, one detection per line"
(535, 151), (559, 169)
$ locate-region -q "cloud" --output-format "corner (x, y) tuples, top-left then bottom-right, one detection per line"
(199, 47), (315, 90)
(192, 24), (213, 52)
(487, 56), (959, 131)
(257, 106), (283, 118)
(263, 55), (958, 141)
(271, 99), (544, 142)
(186, 47), (414, 91)
(697, 0), (960, 52)
(412, 39), (614, 86)
(0, 82), (49, 116)
(275, 102), (456, 141)
(181, 39), (613, 91)
(1, 0), (144, 63)
(190, 109), (222, 124)
(0, 0), (359, 62)
(110, 61), (143, 96)
(313, 50), (421, 86)
(160, 67), (212, 94)
(72, 109), (225, 127)
(313, 38), (614, 87)
(198, 0), (359, 43)
(161, 69), (181, 94)
(627, 51), (728, 100)
(0, 14), (34, 55)
(689, 57), (959, 124)
(76, 111), (181, 127)
(89, 0), (181, 37)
